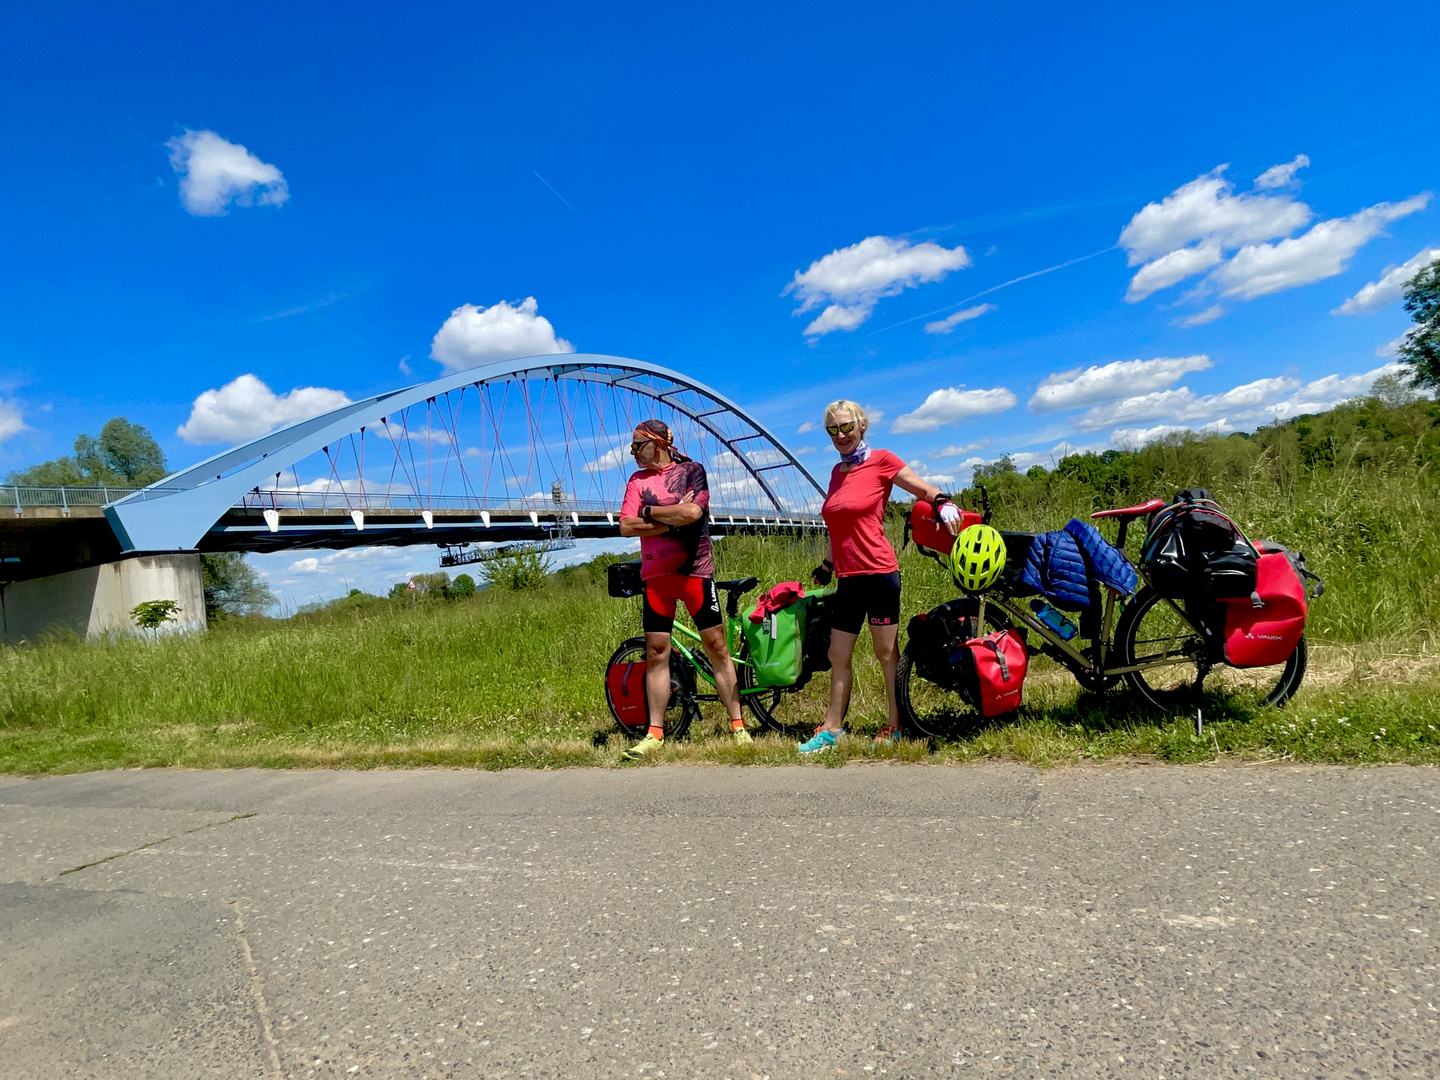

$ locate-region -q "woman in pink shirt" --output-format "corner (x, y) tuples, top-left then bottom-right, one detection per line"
(800, 400), (960, 753)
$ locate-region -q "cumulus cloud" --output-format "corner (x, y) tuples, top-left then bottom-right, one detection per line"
(583, 444), (630, 474)
(430, 297), (574, 372)
(1120, 159), (1431, 315)
(1029, 356), (1212, 414)
(935, 438), (990, 458)
(1375, 333), (1409, 358)
(178, 374), (352, 444)
(785, 235), (970, 336)
(1213, 196), (1430, 301)
(797, 421), (818, 434)
(891, 386), (1017, 434)
(1334, 246), (1440, 315)
(0, 398), (25, 445)
(1253, 154), (1310, 190)
(1125, 240), (1224, 301)
(1119, 165), (1311, 266)
(165, 130), (289, 216)
(1086, 363), (1403, 440)
(924, 303), (995, 334)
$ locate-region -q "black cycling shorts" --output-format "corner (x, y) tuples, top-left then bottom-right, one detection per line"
(829, 571), (902, 635)
(642, 574), (723, 635)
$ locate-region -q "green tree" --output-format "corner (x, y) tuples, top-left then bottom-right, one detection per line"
(199, 553), (276, 621)
(451, 573), (476, 598)
(130, 598), (180, 637)
(480, 548), (551, 590)
(7, 417), (168, 486)
(1399, 257), (1440, 390)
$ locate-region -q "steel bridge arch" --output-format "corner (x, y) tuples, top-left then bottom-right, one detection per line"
(107, 354), (826, 552)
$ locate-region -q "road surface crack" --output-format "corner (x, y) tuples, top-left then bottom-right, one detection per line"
(231, 899), (284, 1079)
(56, 812), (256, 877)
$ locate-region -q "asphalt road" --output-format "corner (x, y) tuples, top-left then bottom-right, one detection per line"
(1, 764), (1437, 1079)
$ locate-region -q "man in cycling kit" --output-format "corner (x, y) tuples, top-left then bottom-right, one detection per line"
(618, 419), (751, 759)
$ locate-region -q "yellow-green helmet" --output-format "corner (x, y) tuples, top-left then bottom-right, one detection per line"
(947, 524), (1006, 594)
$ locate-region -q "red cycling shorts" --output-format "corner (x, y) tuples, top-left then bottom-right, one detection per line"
(643, 575), (722, 635)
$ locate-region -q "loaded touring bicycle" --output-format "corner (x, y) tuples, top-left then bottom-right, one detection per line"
(897, 489), (1324, 738)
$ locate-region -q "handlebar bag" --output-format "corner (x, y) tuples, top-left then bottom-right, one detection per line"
(607, 560), (643, 598)
(1221, 551), (1308, 667)
(905, 500), (981, 557)
(950, 627), (1029, 717)
(605, 657), (648, 727)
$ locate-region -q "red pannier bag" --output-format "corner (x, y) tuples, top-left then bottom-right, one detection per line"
(952, 628), (1029, 716)
(605, 657), (648, 728)
(1221, 549), (1307, 667)
(907, 500), (982, 557)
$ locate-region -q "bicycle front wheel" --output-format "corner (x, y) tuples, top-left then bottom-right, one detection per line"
(735, 641), (815, 734)
(603, 637), (699, 741)
(1115, 588), (1306, 713)
(896, 599), (1011, 739)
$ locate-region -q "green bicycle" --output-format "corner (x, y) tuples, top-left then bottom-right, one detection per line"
(602, 565), (819, 739)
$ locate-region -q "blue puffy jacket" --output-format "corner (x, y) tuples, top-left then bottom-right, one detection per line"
(1020, 519), (1138, 610)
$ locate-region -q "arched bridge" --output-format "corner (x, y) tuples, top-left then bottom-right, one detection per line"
(97, 354), (826, 557)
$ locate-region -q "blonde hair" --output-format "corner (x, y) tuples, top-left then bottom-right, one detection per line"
(823, 399), (868, 432)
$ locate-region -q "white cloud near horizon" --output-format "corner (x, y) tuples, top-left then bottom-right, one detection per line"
(166, 130), (289, 216)
(1083, 363), (1404, 440)
(430, 298), (574, 372)
(924, 303), (995, 334)
(1213, 195), (1430, 301)
(1335, 246), (1440, 315)
(1029, 356), (1212, 414)
(891, 386), (1017, 433)
(0, 398), (25, 445)
(785, 235), (970, 337)
(178, 374), (351, 444)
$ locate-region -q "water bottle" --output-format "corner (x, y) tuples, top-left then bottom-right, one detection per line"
(1030, 599), (1078, 640)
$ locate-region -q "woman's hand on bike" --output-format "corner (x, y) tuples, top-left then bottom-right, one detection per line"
(811, 559), (834, 586)
(935, 493), (962, 536)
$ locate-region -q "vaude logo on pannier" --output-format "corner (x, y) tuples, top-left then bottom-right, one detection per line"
(1244, 630), (1285, 641)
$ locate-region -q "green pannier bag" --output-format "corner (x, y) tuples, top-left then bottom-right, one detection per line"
(742, 600), (807, 688)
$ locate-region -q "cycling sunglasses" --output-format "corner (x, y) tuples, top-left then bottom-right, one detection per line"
(630, 437), (660, 452)
(825, 420), (858, 436)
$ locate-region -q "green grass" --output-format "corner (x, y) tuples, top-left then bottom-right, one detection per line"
(3, 531), (1438, 775)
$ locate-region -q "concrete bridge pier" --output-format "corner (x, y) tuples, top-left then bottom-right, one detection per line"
(0, 553), (206, 646)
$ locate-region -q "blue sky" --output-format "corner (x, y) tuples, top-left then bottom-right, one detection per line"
(2, 1), (1437, 606)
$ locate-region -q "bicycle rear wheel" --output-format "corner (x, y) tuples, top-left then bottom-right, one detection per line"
(896, 599), (1011, 739)
(603, 637), (699, 741)
(1115, 587), (1306, 712)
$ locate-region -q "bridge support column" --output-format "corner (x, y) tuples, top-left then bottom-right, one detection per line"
(0, 553), (206, 646)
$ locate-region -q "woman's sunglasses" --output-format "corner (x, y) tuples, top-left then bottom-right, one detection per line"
(630, 438), (657, 452)
(825, 421), (858, 436)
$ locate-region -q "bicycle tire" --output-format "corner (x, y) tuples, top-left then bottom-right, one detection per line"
(895, 598), (1011, 740)
(1114, 587), (1306, 713)
(603, 636), (699, 741)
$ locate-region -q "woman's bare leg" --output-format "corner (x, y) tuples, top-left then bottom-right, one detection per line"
(821, 629), (860, 732)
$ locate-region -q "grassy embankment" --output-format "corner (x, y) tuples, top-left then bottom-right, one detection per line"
(2, 394), (1439, 773)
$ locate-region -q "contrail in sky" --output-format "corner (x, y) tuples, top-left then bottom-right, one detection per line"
(533, 172), (592, 228)
(868, 244), (1120, 335)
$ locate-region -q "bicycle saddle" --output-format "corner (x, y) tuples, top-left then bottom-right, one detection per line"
(1092, 498), (1166, 520)
(714, 576), (759, 595)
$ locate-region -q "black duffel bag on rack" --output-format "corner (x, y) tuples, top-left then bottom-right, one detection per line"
(1140, 488), (1259, 601)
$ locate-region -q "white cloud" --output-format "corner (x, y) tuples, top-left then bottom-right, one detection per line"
(1111, 423), (1191, 447)
(797, 421), (817, 434)
(165, 130), (288, 216)
(178, 374), (352, 444)
(1119, 165), (1312, 266)
(1029, 356), (1212, 414)
(785, 235), (970, 336)
(1268, 363), (1406, 419)
(430, 297), (574, 372)
(1076, 376), (1299, 432)
(891, 386), (1017, 434)
(1173, 305), (1225, 327)
(0, 398), (25, 445)
(583, 444), (630, 473)
(1213, 196), (1431, 300)
(1253, 154), (1310, 190)
(864, 407), (885, 429)
(1125, 240), (1224, 301)
(924, 303), (996, 334)
(935, 438), (990, 458)
(1375, 333), (1409, 358)
(1334, 246), (1440, 315)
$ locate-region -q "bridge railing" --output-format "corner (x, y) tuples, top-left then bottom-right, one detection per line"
(236, 489), (823, 521)
(3, 485), (141, 511)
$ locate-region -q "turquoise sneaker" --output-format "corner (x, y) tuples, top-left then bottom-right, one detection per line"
(798, 729), (839, 754)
